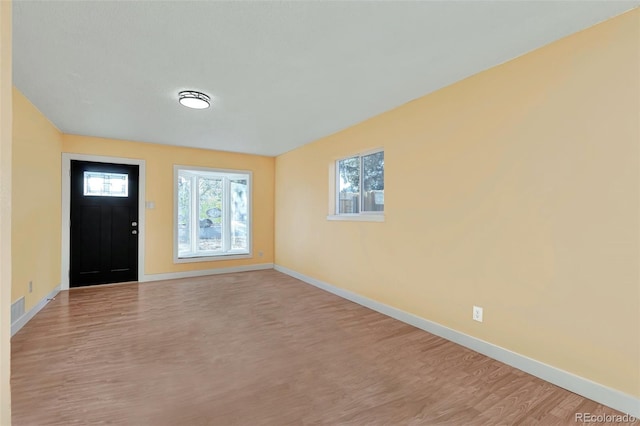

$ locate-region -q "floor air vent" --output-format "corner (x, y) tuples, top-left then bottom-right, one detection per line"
(11, 297), (25, 324)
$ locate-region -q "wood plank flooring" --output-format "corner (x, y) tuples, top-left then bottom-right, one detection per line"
(11, 270), (636, 425)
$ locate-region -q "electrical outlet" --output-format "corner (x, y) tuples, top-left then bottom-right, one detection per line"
(473, 305), (483, 322)
(28, 281), (33, 293)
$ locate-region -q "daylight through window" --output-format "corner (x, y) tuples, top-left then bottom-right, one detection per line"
(337, 150), (384, 215)
(83, 171), (128, 197)
(175, 166), (251, 261)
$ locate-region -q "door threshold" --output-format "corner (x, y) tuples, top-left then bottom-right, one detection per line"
(69, 280), (139, 290)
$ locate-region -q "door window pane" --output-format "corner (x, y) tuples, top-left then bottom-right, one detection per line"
(83, 172), (128, 197)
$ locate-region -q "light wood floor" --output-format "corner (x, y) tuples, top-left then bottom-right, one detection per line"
(11, 270), (634, 425)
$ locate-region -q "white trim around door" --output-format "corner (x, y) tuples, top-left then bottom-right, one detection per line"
(61, 153), (146, 290)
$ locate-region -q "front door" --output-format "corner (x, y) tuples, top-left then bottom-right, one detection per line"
(70, 160), (139, 287)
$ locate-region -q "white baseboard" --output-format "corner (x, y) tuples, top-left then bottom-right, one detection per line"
(141, 263), (274, 282)
(274, 264), (640, 418)
(11, 284), (61, 337)
(11, 264), (271, 335)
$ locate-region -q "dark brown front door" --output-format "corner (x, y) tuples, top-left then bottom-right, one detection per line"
(70, 160), (139, 287)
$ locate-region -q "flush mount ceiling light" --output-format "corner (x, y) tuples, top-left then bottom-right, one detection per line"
(178, 90), (210, 109)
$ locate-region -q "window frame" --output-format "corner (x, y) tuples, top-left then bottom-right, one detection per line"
(328, 148), (384, 222)
(173, 165), (252, 263)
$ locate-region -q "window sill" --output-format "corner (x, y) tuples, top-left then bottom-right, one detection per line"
(174, 253), (252, 263)
(326, 214), (384, 222)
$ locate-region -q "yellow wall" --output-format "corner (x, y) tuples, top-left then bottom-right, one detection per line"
(0, 0), (11, 422)
(275, 9), (640, 398)
(12, 89), (62, 312)
(62, 135), (275, 275)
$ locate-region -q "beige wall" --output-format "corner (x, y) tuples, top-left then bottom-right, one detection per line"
(0, 0), (11, 422)
(62, 135), (275, 275)
(12, 89), (62, 312)
(275, 9), (640, 398)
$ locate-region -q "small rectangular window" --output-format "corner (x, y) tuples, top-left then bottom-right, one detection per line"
(83, 171), (128, 197)
(336, 150), (384, 216)
(175, 166), (251, 262)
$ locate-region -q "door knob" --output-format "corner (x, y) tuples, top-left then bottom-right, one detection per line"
(132, 230), (137, 235)
(132, 221), (137, 227)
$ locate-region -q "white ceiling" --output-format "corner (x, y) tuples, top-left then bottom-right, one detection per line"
(13, 1), (639, 157)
